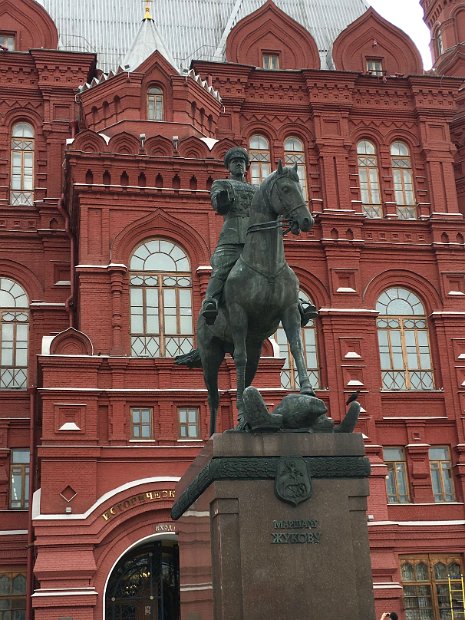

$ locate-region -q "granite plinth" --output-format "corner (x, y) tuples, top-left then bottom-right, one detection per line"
(174, 433), (376, 620)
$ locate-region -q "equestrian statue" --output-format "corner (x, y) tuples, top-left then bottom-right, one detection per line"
(177, 147), (360, 436)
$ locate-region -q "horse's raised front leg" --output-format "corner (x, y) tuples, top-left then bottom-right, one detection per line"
(281, 304), (315, 395)
(229, 303), (248, 427)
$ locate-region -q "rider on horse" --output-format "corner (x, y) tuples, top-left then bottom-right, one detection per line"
(201, 146), (316, 326)
(201, 146), (256, 325)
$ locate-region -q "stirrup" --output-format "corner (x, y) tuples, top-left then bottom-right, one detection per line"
(202, 300), (218, 325)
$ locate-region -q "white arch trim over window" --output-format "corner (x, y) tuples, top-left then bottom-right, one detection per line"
(130, 239), (193, 358)
(376, 287), (433, 391)
(32, 477), (180, 520)
(0, 277), (29, 389)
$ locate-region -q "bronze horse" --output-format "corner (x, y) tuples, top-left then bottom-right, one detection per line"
(197, 162), (315, 434)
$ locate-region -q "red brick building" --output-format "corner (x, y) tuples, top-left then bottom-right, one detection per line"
(2, 0), (465, 618)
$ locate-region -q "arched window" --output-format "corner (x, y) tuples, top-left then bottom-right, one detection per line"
(10, 122), (34, 207)
(284, 136), (308, 201)
(391, 141), (417, 219)
(105, 540), (179, 620)
(249, 134), (271, 185)
(357, 140), (382, 218)
(401, 555), (464, 620)
(376, 287), (433, 391)
(130, 240), (193, 358)
(0, 278), (29, 389)
(147, 86), (164, 121)
(275, 291), (320, 390)
(0, 570), (26, 618)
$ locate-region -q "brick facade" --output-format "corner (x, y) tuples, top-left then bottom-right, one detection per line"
(2, 0), (465, 618)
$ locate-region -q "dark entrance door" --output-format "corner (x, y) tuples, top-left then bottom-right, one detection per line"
(105, 540), (180, 620)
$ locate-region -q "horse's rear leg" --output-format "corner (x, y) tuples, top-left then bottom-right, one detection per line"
(281, 305), (314, 395)
(201, 344), (225, 435)
(245, 341), (262, 388)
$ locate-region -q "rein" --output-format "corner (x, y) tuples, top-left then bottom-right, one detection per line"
(246, 219), (284, 234)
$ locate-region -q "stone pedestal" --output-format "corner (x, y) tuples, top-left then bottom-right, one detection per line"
(173, 433), (376, 620)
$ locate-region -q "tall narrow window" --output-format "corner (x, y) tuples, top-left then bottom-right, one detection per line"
(429, 446), (455, 502)
(9, 449), (30, 509)
(249, 134), (271, 186)
(262, 53), (280, 70)
(178, 407), (200, 439)
(284, 136), (308, 201)
(130, 407), (153, 439)
(130, 240), (193, 358)
(0, 570), (26, 618)
(391, 141), (416, 219)
(147, 86), (164, 121)
(436, 29), (444, 56)
(275, 291), (319, 390)
(0, 278), (29, 389)
(401, 555), (464, 620)
(384, 447), (410, 503)
(357, 140), (382, 218)
(10, 122), (34, 206)
(376, 288), (433, 391)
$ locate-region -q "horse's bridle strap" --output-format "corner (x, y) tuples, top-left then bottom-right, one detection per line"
(247, 220), (283, 234)
(264, 175), (307, 221)
(285, 202), (308, 219)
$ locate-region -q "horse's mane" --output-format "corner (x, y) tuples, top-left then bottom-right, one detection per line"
(262, 165), (300, 187)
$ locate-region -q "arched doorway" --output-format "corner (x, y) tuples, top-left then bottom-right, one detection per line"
(105, 539), (180, 619)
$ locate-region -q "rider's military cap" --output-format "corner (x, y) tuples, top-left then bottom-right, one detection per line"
(224, 146), (249, 168)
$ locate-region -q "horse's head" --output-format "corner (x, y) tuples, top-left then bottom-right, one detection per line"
(264, 160), (313, 235)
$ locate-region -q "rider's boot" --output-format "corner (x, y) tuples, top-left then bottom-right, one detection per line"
(201, 298), (218, 325)
(298, 299), (318, 327)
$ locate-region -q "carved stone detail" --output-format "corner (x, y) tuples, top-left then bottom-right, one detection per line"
(171, 454), (371, 519)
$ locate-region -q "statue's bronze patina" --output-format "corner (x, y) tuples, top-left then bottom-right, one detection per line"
(201, 147), (257, 325)
(199, 150), (315, 432)
(177, 147), (359, 435)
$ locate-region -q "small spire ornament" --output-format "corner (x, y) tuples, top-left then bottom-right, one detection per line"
(144, 0), (153, 21)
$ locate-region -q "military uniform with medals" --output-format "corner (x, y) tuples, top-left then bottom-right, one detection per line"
(205, 177), (257, 304)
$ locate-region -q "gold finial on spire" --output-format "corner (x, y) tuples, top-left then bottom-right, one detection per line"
(144, 0), (153, 20)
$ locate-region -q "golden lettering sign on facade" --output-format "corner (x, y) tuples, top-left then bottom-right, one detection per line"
(101, 489), (176, 521)
(155, 523), (176, 533)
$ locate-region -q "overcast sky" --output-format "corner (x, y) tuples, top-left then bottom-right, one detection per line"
(368, 0), (432, 69)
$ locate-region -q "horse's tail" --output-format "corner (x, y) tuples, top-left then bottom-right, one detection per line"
(175, 348), (203, 368)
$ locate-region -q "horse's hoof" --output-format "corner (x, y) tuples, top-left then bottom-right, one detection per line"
(300, 386), (315, 396)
